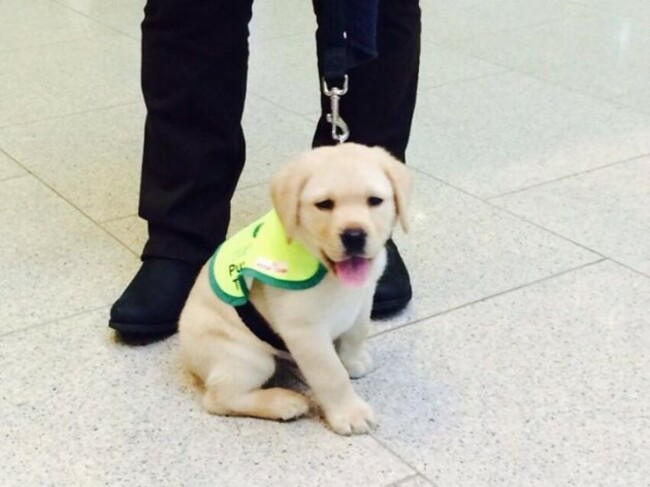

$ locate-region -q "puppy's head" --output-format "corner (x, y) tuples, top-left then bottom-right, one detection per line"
(271, 143), (411, 287)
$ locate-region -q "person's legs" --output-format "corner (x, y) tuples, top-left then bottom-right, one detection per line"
(141, 0), (253, 263)
(110, 0), (254, 336)
(312, 0), (422, 317)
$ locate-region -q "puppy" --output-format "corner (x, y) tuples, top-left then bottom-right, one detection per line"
(179, 143), (411, 435)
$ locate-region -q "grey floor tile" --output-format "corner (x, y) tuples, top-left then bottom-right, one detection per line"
(613, 89), (650, 115)
(247, 34), (321, 116)
(1, 399), (68, 486)
(0, 35), (140, 127)
(0, 151), (25, 181)
(102, 215), (146, 256)
(228, 183), (274, 234)
(418, 45), (507, 90)
(0, 65), (59, 129)
(407, 72), (650, 198)
(0, 176), (138, 335)
(0, 0), (116, 52)
(492, 156), (650, 275)
(240, 94), (318, 188)
(422, 0), (591, 44)
(572, 0), (650, 21)
(358, 260), (650, 486)
(0, 103), (144, 222)
(445, 14), (650, 100)
(249, 0), (316, 42)
(0, 310), (415, 487)
(390, 474), (434, 487)
(51, 0), (146, 39)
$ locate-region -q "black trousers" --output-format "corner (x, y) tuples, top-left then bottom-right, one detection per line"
(140, 0), (421, 264)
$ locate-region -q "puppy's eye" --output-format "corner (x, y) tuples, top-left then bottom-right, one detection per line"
(367, 196), (383, 207)
(315, 199), (334, 211)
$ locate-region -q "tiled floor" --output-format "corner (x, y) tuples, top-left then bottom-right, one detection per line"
(1, 1), (649, 486)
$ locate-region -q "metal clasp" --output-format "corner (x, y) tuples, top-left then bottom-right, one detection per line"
(322, 75), (349, 144)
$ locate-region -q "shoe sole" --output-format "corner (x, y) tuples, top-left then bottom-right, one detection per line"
(108, 320), (177, 335)
(371, 295), (411, 320)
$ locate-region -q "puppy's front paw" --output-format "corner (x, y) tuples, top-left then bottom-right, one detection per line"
(325, 396), (376, 435)
(340, 348), (374, 379)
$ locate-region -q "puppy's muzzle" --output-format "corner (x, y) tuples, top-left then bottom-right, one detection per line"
(340, 228), (367, 255)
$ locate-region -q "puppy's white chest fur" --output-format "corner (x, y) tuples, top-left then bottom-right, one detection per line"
(250, 248), (386, 342)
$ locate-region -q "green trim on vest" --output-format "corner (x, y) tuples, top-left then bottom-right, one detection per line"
(208, 210), (327, 306)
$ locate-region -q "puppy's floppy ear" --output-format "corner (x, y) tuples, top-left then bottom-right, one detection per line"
(375, 147), (412, 233)
(270, 155), (311, 241)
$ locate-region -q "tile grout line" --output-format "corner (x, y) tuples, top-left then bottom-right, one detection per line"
(45, 0), (142, 41)
(433, 25), (650, 112)
(370, 257), (607, 339)
(432, 10), (598, 50)
(14, 171), (141, 259)
(235, 180), (270, 192)
(485, 153), (650, 200)
(0, 173), (30, 184)
(0, 147), (31, 174)
(283, 368), (435, 486)
(0, 30), (126, 56)
(384, 473), (436, 487)
(369, 436), (440, 487)
(487, 185), (650, 278)
(97, 180), (269, 225)
(1, 110), (143, 260)
(566, 0), (642, 26)
(247, 90), (320, 121)
(369, 437), (429, 484)
(391, 474), (438, 487)
(479, 199), (650, 274)
(409, 170), (650, 279)
(407, 168), (610, 259)
(0, 100), (141, 131)
(595, 258), (650, 281)
(0, 304), (110, 341)
(98, 213), (140, 225)
(418, 68), (511, 91)
(0, 30), (122, 56)
(250, 30), (315, 44)
(608, 96), (650, 117)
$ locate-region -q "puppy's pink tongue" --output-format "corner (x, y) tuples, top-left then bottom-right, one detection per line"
(335, 257), (371, 287)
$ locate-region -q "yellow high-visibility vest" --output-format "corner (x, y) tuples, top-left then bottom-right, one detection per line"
(208, 210), (327, 306)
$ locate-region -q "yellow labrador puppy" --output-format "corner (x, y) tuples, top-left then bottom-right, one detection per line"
(179, 143), (410, 435)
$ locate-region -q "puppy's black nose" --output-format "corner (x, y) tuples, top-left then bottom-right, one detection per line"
(340, 228), (366, 255)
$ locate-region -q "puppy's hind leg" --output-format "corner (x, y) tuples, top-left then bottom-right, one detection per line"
(202, 345), (310, 422)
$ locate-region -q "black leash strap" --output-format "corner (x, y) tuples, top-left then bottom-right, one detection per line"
(322, 0), (348, 81)
(320, 0), (380, 144)
(235, 302), (288, 351)
(321, 0), (350, 144)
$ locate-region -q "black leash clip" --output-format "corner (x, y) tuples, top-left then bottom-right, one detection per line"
(322, 75), (349, 144)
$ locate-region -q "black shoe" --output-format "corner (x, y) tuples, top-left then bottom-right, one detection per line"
(109, 258), (201, 337)
(371, 239), (412, 319)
